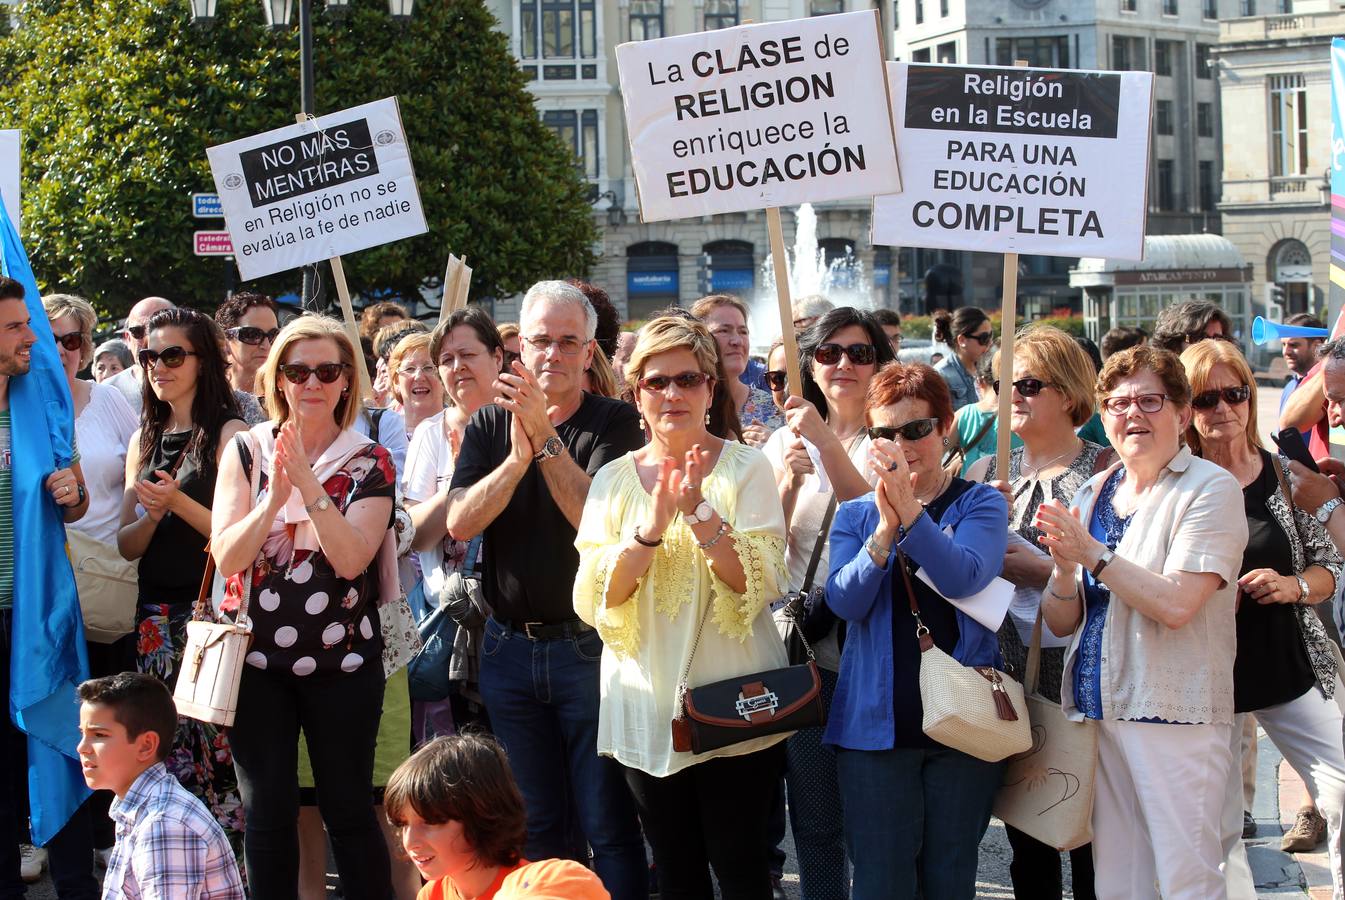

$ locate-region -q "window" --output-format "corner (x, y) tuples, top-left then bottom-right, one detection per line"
(1203, 0), (1217, 17)
(1111, 36), (1145, 71)
(1276, 0), (1293, 11)
(1195, 43), (1212, 79)
(1154, 40), (1173, 76)
(940, 0), (948, 15)
(995, 36), (1070, 68)
(705, 0), (738, 28)
(811, 0), (843, 13)
(1271, 74), (1309, 176)
(893, 0), (899, 29)
(1199, 161), (1216, 211)
(912, 47), (931, 62)
(521, 0), (596, 60)
(1239, 0), (1255, 13)
(937, 41), (956, 63)
(915, 0), (923, 24)
(1120, 0), (1136, 10)
(1156, 159), (1175, 210)
(1162, 0), (1177, 14)
(1155, 100), (1174, 134)
(1197, 102), (1213, 136)
(543, 109), (600, 180)
(629, 0), (662, 41)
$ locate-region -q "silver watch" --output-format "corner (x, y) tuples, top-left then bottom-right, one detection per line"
(1297, 575), (1311, 604)
(1316, 497), (1343, 525)
(684, 500), (714, 525)
(305, 495), (332, 514)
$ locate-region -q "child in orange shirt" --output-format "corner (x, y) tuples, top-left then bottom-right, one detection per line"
(384, 735), (610, 900)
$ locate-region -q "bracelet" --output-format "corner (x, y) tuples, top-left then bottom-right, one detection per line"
(1047, 585), (1075, 602)
(75, 482), (87, 505)
(897, 507), (926, 540)
(865, 535), (891, 567)
(696, 519), (730, 549)
(633, 527), (662, 548)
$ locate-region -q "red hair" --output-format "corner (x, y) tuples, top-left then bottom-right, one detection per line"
(865, 363), (954, 430)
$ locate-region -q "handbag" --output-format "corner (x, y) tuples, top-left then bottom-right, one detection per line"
(994, 609), (1097, 850)
(407, 599), (458, 702)
(778, 496), (838, 666)
(896, 544), (1032, 762)
(672, 586), (825, 755)
(68, 529), (138, 643)
(173, 434), (258, 728)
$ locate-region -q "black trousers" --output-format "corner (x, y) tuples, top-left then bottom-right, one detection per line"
(623, 743), (785, 900)
(1005, 824), (1095, 900)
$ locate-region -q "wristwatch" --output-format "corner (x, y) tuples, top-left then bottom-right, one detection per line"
(305, 495), (332, 514)
(1316, 497), (1343, 525)
(533, 435), (564, 462)
(685, 500), (714, 526)
(1090, 547), (1115, 580)
(1297, 575), (1311, 604)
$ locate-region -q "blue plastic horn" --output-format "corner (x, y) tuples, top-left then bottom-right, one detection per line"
(1251, 316), (1330, 345)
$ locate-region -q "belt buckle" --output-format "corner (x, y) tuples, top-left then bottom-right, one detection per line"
(523, 621), (543, 640)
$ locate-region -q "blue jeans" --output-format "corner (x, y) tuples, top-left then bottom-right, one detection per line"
(785, 667), (849, 900)
(479, 618), (647, 900)
(835, 745), (1004, 900)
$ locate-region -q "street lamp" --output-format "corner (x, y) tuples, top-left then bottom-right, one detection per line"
(387, 0), (415, 23)
(261, 0), (295, 29)
(324, 0), (351, 19)
(187, 0), (218, 27)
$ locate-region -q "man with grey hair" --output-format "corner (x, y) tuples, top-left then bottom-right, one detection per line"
(106, 296), (174, 410)
(445, 279), (646, 896)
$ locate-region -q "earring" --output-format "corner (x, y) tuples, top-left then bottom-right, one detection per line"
(341, 387), (350, 396)
(942, 436), (949, 447)
(705, 411), (712, 426)
(639, 415), (647, 432)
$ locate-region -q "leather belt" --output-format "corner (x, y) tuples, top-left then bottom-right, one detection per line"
(498, 618), (594, 641)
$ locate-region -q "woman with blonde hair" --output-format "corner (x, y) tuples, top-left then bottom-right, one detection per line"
(1180, 339), (1345, 900)
(692, 294), (783, 445)
(574, 314), (790, 896)
(388, 332), (446, 440)
(212, 314), (397, 899)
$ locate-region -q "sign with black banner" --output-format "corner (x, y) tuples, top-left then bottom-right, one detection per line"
(207, 98), (427, 280)
(872, 63), (1153, 260)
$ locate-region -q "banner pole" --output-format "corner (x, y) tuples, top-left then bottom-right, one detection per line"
(328, 255), (375, 404)
(994, 59), (1030, 477)
(766, 206), (803, 397)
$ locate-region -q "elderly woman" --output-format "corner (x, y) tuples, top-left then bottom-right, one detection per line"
(1179, 339), (1345, 900)
(212, 315), (396, 900)
(574, 315), (789, 897)
(692, 294), (784, 446)
(966, 326), (1104, 900)
(93, 338), (134, 383)
(388, 332), (445, 443)
(824, 363), (1009, 899)
(1036, 345), (1248, 900)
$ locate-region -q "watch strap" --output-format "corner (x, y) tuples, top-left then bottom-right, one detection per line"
(1090, 548), (1113, 580)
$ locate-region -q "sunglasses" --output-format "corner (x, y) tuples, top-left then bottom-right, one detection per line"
(279, 362), (349, 385)
(137, 346), (197, 369)
(227, 326), (280, 346)
(868, 417), (938, 442)
(813, 343), (877, 366)
(125, 324), (147, 341)
(1191, 384), (1251, 410)
(993, 377), (1055, 397)
(963, 331), (993, 346)
(52, 331), (84, 353)
(1100, 393), (1169, 416)
(637, 371), (710, 393)
(763, 369), (788, 391)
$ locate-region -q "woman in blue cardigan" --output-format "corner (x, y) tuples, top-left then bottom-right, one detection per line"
(825, 362), (1009, 900)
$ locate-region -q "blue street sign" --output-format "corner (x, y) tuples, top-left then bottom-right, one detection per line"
(192, 193), (223, 218)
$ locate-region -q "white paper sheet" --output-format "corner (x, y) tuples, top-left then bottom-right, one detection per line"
(914, 566), (1014, 633)
(1003, 532), (1072, 649)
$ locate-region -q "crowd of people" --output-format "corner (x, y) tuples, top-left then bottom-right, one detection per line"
(5, 273), (1345, 900)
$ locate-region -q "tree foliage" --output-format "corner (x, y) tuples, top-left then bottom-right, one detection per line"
(0, 0), (596, 318)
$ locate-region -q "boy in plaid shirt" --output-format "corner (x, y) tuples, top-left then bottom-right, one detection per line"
(75, 673), (242, 900)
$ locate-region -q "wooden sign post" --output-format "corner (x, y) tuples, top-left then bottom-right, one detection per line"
(437, 254), (473, 324)
(765, 208), (803, 397)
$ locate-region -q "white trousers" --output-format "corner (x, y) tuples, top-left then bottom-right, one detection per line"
(1092, 718), (1232, 900)
(1223, 685), (1345, 900)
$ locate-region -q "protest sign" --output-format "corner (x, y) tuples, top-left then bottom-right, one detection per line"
(616, 10), (901, 223)
(438, 254), (472, 324)
(872, 63), (1153, 261)
(207, 97), (427, 281)
(1, 131), (19, 235)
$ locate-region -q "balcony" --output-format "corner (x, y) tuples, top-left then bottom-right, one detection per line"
(1220, 11), (1345, 43)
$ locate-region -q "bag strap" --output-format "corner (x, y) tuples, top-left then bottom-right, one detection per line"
(192, 432), (260, 625)
(893, 544), (933, 651)
(800, 496), (839, 595)
(1092, 447), (1117, 477)
(942, 413), (995, 470)
(1025, 607), (1045, 696)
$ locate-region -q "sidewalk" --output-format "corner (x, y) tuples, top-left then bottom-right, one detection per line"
(1251, 723), (1335, 899)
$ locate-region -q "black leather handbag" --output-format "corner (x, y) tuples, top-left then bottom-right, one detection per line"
(778, 496), (839, 665)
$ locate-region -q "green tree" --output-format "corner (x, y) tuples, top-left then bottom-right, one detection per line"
(0, 0), (596, 317)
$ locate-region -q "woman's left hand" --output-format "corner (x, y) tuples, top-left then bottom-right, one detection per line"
(133, 471), (180, 522)
(782, 395), (830, 446)
(275, 420), (321, 498)
(674, 443), (714, 516)
(1034, 499), (1097, 569)
(1238, 568), (1301, 605)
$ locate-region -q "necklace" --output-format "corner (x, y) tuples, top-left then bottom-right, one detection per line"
(915, 468), (951, 505)
(1019, 439), (1081, 482)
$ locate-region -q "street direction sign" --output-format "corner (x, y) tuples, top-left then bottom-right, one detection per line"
(192, 193), (223, 218)
(194, 230), (234, 256)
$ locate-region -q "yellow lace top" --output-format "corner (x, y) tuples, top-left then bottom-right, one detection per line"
(573, 440), (790, 776)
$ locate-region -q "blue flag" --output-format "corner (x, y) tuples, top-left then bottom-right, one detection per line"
(0, 200), (91, 845)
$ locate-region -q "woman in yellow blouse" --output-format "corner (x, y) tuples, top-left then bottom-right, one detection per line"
(574, 315), (789, 899)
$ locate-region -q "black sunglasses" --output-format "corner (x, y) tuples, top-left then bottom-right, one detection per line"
(962, 331), (993, 346)
(993, 377), (1055, 398)
(279, 362), (349, 385)
(125, 324), (146, 341)
(868, 417), (938, 442)
(138, 346), (197, 369)
(52, 331), (84, 353)
(763, 369), (788, 391)
(637, 371), (710, 393)
(227, 326), (280, 346)
(1191, 384), (1251, 410)
(813, 343), (876, 366)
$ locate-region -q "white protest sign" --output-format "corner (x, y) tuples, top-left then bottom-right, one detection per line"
(872, 63), (1153, 260)
(0, 131), (19, 235)
(206, 97), (428, 280)
(616, 10), (901, 222)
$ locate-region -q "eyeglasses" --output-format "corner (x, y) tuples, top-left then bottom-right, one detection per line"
(52, 331), (84, 353)
(763, 370), (788, 391)
(1100, 393), (1169, 416)
(397, 364), (439, 379)
(868, 417), (938, 442)
(279, 362), (349, 385)
(993, 377), (1055, 398)
(1191, 384), (1251, 410)
(523, 334), (586, 355)
(125, 324), (147, 341)
(813, 343), (877, 366)
(637, 371), (710, 393)
(227, 326), (280, 346)
(962, 331), (993, 347)
(138, 346), (197, 369)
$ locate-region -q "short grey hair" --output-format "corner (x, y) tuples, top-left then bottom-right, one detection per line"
(1320, 337), (1345, 363)
(520, 280), (597, 340)
(94, 338), (134, 369)
(792, 294), (834, 321)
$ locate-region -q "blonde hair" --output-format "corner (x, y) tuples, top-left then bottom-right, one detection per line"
(1011, 325), (1098, 427)
(388, 332), (441, 406)
(690, 294), (749, 323)
(1180, 339), (1261, 457)
(259, 315), (360, 429)
(626, 316), (721, 386)
(586, 347), (618, 398)
(497, 322), (520, 342)
(42, 293), (97, 368)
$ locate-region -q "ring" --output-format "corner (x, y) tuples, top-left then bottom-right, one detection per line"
(61, 485), (69, 496)
(887, 461), (899, 472)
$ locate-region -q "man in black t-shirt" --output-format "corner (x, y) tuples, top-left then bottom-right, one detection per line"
(447, 280), (646, 898)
